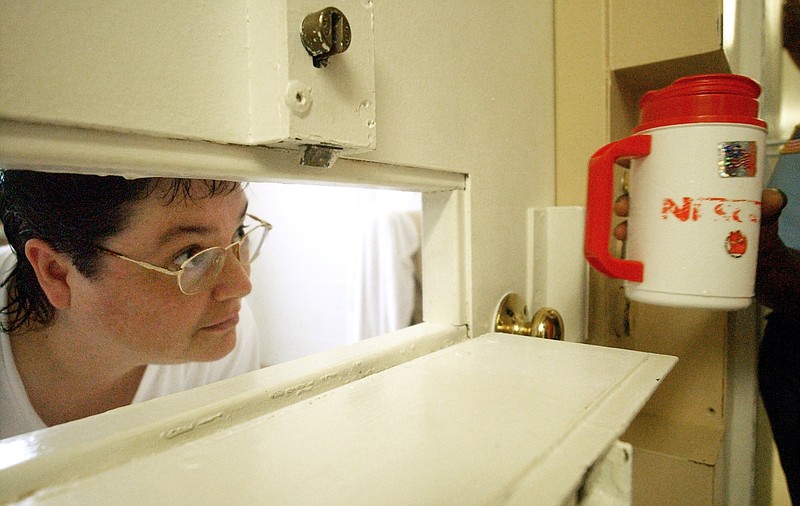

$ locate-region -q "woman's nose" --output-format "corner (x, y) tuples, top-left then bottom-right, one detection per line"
(211, 248), (252, 301)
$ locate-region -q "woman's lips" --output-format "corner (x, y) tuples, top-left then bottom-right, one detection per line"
(202, 314), (240, 332)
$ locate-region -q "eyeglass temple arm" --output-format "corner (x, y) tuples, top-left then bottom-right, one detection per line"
(98, 248), (179, 277)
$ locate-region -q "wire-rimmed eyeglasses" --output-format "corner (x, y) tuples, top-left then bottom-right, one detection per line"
(97, 214), (272, 295)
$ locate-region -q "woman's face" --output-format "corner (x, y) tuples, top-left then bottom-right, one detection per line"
(66, 181), (253, 366)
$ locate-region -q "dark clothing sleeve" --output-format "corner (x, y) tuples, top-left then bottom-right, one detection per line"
(759, 311), (800, 504)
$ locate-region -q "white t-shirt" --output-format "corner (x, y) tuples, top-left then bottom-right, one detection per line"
(0, 247), (261, 440)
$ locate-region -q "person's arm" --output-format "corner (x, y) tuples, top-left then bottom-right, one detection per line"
(755, 188), (800, 315)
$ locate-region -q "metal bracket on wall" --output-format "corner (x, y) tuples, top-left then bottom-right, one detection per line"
(300, 144), (342, 168)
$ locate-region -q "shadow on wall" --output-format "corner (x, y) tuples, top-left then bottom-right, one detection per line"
(245, 182), (422, 367)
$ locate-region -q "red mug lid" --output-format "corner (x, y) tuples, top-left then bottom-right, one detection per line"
(634, 73), (767, 132)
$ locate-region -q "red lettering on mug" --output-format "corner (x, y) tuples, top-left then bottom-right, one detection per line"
(661, 197), (761, 223)
(661, 197), (697, 222)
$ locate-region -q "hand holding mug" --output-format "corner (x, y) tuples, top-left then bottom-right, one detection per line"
(753, 188), (800, 313)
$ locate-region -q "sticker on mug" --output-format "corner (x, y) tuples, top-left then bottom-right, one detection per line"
(725, 230), (748, 258)
(718, 141), (757, 178)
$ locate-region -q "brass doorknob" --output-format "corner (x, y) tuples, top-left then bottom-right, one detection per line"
(494, 292), (564, 340)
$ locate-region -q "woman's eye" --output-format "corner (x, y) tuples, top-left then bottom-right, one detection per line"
(171, 247), (203, 269)
(233, 224), (246, 241)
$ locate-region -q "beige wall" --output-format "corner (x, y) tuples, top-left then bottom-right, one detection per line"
(554, 1), (765, 504)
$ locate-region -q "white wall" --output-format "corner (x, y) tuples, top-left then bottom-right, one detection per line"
(244, 182), (421, 366)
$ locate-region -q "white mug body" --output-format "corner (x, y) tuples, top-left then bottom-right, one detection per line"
(625, 123), (766, 310)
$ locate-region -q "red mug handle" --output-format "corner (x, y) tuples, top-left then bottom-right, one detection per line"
(584, 135), (651, 282)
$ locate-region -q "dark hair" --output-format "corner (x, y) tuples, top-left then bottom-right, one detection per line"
(786, 0), (800, 69)
(0, 169), (240, 333)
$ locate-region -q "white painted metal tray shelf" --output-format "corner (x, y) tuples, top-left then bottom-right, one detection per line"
(0, 329), (675, 505)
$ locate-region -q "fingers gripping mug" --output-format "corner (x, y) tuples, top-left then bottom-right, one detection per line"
(584, 74), (767, 310)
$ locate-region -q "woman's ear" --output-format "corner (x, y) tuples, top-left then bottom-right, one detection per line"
(24, 239), (72, 309)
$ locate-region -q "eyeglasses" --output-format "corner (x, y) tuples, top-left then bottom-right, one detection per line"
(97, 214), (272, 295)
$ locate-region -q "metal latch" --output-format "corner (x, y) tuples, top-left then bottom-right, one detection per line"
(301, 7), (352, 68)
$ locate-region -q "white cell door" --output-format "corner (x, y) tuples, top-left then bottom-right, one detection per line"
(0, 1), (675, 504)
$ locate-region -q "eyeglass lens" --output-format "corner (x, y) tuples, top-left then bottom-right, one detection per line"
(179, 222), (268, 294)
